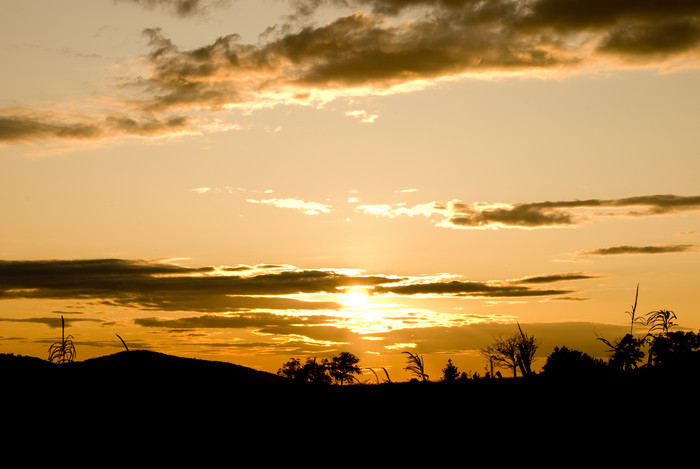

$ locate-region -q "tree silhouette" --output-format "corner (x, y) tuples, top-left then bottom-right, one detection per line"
(441, 358), (460, 382)
(47, 316), (76, 364)
(482, 334), (520, 377)
(278, 354), (361, 385)
(277, 357), (304, 380)
(328, 352), (361, 385)
(596, 333), (645, 371)
(515, 323), (539, 376)
(647, 331), (700, 368)
(403, 351), (428, 381)
(482, 324), (539, 377)
(542, 346), (606, 377)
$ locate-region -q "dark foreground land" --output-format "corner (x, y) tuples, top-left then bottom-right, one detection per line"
(3, 350), (699, 443)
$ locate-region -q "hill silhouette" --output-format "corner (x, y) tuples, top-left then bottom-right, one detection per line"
(3, 348), (699, 434)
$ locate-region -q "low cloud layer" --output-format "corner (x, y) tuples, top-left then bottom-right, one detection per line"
(0, 258), (593, 312)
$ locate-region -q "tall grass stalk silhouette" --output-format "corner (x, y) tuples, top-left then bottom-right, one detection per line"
(403, 351), (428, 381)
(116, 333), (129, 352)
(48, 315), (76, 364)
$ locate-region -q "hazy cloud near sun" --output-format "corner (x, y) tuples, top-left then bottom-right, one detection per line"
(0, 258), (596, 314)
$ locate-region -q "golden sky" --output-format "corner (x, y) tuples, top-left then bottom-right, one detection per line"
(1, 0), (699, 379)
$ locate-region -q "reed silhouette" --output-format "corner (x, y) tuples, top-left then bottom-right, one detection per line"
(47, 315), (76, 364)
(402, 351), (429, 381)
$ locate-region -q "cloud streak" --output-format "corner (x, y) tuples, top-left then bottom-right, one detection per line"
(580, 244), (698, 256)
(114, 0), (228, 17)
(0, 258), (593, 313)
(357, 194), (700, 229)
(0, 113), (192, 145)
(247, 197), (332, 215)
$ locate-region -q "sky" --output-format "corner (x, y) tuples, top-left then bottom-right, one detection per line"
(1, 0), (699, 380)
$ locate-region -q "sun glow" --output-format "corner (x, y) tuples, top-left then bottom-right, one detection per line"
(342, 289), (370, 309)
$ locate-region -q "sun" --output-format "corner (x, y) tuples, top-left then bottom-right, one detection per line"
(342, 289), (370, 309)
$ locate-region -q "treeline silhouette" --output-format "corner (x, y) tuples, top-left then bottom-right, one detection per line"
(2, 286), (700, 429)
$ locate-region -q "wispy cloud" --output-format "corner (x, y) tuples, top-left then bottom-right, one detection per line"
(579, 244), (698, 256)
(247, 197), (332, 215)
(113, 0), (229, 17)
(345, 110), (378, 123)
(0, 113), (192, 144)
(357, 194), (700, 229)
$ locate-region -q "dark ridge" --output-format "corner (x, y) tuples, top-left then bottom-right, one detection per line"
(3, 350), (699, 434)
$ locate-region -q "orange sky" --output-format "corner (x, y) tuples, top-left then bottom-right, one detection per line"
(1, 0), (699, 380)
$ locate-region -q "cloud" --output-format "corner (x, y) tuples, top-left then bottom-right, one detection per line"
(134, 0), (700, 115)
(345, 110), (378, 123)
(0, 112), (192, 144)
(513, 273), (602, 284)
(0, 259), (594, 315)
(372, 271), (598, 298)
(580, 244), (698, 256)
(0, 258), (393, 312)
(0, 317), (103, 328)
(134, 312), (336, 329)
(247, 197), (332, 215)
(373, 321), (631, 358)
(114, 0), (228, 17)
(375, 280), (573, 298)
(6, 1), (700, 145)
(357, 194), (700, 229)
